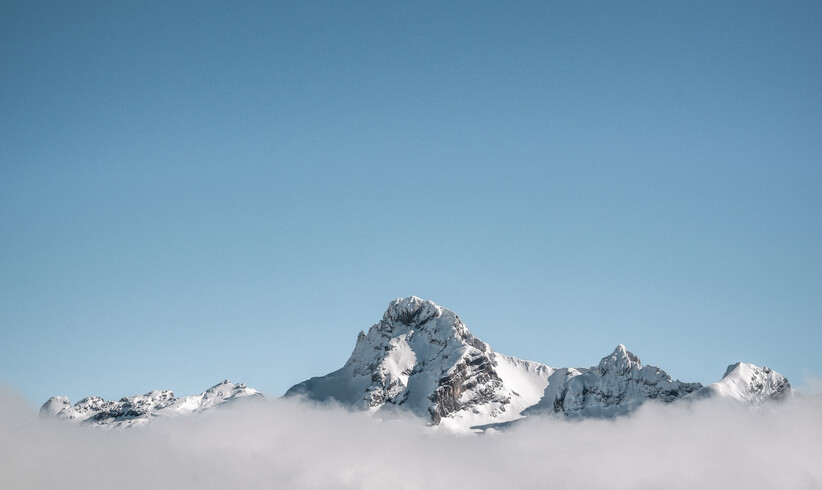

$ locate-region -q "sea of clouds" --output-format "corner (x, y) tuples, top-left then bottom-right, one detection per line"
(1, 389), (820, 490)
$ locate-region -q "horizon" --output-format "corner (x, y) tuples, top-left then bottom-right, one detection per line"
(2, 1), (821, 407)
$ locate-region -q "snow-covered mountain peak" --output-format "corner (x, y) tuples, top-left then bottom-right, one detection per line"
(683, 362), (791, 404)
(288, 297), (546, 427)
(372, 296), (481, 348)
(351, 297), (487, 358)
(40, 396), (71, 418)
(717, 362), (791, 402)
(597, 344), (642, 374)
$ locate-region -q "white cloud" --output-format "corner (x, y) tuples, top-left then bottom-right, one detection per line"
(797, 372), (822, 395)
(1, 392), (820, 490)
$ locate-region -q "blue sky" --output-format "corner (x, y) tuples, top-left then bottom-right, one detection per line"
(1, 1), (820, 405)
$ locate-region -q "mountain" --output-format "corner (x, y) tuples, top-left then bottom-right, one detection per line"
(686, 362), (791, 403)
(285, 296), (552, 429)
(40, 380), (262, 429)
(287, 296), (790, 429)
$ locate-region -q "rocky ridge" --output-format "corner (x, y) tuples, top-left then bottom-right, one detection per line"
(524, 344), (703, 418)
(41, 380), (262, 428)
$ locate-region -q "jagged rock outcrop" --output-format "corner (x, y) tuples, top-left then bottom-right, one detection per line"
(41, 380), (262, 428)
(526, 344), (703, 418)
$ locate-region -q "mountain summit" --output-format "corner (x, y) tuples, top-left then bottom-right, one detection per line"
(287, 296), (790, 429)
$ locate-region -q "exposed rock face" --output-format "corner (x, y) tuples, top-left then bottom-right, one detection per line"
(287, 297), (792, 430)
(41, 380), (262, 428)
(430, 348), (507, 425)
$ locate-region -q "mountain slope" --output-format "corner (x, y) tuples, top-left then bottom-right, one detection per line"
(40, 380), (262, 428)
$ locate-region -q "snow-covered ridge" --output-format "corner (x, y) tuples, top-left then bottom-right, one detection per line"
(287, 296), (792, 430)
(525, 344), (703, 419)
(41, 380), (262, 429)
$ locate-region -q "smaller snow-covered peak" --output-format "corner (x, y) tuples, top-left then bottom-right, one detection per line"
(201, 379), (260, 400)
(721, 362), (783, 385)
(40, 396), (71, 418)
(688, 362), (791, 404)
(598, 344), (642, 374)
(525, 345), (701, 419)
(720, 362), (791, 401)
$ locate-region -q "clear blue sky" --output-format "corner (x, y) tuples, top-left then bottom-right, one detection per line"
(1, 1), (820, 405)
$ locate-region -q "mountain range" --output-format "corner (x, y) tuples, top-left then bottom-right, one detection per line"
(41, 380), (262, 429)
(41, 296), (791, 430)
(285, 296), (791, 430)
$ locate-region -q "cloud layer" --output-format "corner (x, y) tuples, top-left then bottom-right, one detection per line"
(1, 391), (820, 490)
